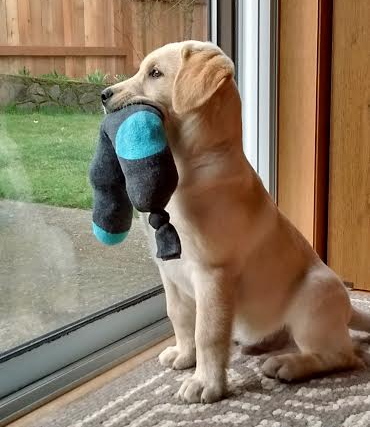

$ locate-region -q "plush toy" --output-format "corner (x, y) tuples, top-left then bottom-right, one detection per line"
(89, 103), (181, 261)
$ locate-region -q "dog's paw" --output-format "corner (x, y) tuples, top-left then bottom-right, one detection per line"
(158, 346), (196, 370)
(261, 355), (298, 382)
(177, 375), (224, 403)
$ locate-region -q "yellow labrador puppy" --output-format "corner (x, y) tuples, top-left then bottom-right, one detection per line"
(102, 40), (370, 404)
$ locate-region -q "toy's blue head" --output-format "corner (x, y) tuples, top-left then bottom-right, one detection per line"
(115, 108), (167, 161)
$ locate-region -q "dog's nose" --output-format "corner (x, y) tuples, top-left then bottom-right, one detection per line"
(101, 88), (113, 104)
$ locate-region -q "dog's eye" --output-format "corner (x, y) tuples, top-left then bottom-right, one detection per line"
(149, 68), (163, 78)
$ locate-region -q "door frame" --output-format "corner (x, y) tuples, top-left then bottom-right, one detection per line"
(277, 0), (333, 261)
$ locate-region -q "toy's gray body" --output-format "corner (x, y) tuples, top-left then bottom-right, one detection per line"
(89, 104), (181, 260)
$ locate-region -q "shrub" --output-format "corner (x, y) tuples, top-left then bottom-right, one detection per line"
(114, 74), (128, 82)
(85, 70), (109, 85)
(40, 70), (69, 81)
(18, 66), (31, 76)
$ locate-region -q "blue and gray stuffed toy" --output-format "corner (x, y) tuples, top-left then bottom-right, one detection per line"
(89, 103), (181, 261)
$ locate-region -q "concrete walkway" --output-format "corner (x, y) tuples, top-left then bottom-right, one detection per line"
(0, 200), (160, 353)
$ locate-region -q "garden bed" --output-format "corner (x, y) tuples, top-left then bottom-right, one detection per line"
(0, 74), (106, 113)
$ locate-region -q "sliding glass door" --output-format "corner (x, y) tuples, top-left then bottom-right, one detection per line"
(0, 2), (209, 424)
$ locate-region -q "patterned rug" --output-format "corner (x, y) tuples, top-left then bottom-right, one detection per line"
(29, 293), (370, 427)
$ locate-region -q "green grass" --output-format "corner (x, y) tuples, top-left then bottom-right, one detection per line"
(0, 110), (102, 209)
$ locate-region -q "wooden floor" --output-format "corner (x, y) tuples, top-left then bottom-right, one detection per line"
(8, 337), (174, 427)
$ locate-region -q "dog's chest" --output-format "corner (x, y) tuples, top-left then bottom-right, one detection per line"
(159, 257), (196, 299)
(141, 214), (196, 299)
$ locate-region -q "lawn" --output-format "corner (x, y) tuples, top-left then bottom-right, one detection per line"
(0, 110), (102, 209)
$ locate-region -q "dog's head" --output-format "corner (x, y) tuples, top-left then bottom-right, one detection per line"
(101, 40), (235, 117)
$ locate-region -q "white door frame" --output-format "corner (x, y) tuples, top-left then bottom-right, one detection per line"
(211, 0), (278, 198)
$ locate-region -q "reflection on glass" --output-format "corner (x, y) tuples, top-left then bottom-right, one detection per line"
(0, 0), (208, 354)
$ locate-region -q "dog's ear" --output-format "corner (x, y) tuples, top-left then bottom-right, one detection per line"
(173, 46), (234, 115)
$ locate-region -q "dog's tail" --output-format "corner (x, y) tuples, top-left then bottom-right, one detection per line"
(349, 306), (370, 333)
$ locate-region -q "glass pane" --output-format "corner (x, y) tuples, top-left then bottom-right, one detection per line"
(0, 0), (209, 354)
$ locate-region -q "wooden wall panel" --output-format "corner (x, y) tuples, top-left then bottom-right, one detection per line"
(0, 0), (9, 71)
(0, 0), (208, 79)
(277, 0), (333, 259)
(130, 0), (208, 71)
(328, 0), (370, 289)
(278, 0), (319, 244)
(62, 0), (86, 77)
(5, 0), (20, 74)
(84, 0), (104, 73)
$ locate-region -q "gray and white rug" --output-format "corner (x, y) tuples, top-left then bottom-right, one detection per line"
(29, 293), (370, 427)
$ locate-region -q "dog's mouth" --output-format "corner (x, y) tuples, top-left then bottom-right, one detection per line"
(105, 96), (165, 118)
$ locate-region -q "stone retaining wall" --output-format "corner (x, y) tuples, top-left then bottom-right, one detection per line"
(0, 74), (106, 112)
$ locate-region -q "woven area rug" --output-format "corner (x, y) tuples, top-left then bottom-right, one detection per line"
(29, 292), (370, 427)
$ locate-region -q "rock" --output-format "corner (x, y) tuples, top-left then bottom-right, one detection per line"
(79, 91), (98, 105)
(81, 103), (102, 113)
(59, 88), (78, 107)
(31, 94), (46, 103)
(28, 83), (46, 103)
(16, 102), (36, 111)
(0, 82), (13, 106)
(12, 83), (28, 101)
(39, 101), (59, 110)
(0, 74), (107, 111)
(29, 82), (45, 96)
(0, 82), (27, 106)
(48, 85), (61, 101)
(28, 83), (46, 96)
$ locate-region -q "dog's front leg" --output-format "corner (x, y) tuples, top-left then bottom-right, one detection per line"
(177, 269), (234, 404)
(158, 272), (196, 370)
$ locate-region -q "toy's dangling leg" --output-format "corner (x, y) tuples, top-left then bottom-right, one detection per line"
(89, 128), (133, 245)
(149, 209), (181, 261)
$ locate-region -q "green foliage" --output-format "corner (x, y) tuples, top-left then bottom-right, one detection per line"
(18, 66), (31, 76)
(114, 74), (128, 82)
(40, 70), (69, 81)
(14, 68), (125, 86)
(85, 70), (109, 85)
